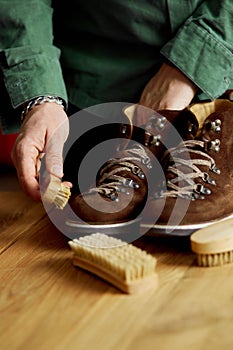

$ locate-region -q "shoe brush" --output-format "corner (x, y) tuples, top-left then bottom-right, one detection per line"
(42, 174), (71, 209)
(190, 218), (233, 267)
(69, 233), (159, 294)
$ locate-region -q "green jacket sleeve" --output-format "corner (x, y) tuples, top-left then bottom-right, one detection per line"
(161, 0), (233, 100)
(0, 0), (67, 133)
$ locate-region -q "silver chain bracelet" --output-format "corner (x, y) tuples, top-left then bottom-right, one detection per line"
(21, 95), (65, 123)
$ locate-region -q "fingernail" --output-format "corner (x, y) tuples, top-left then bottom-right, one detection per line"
(51, 165), (63, 177)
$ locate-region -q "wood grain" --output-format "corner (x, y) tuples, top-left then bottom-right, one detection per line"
(1, 189), (233, 350)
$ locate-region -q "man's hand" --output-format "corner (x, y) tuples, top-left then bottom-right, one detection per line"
(11, 103), (69, 201)
(137, 62), (198, 125)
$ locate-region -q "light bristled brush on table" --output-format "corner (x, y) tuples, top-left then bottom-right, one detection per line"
(42, 174), (71, 209)
(69, 233), (159, 294)
(190, 218), (233, 267)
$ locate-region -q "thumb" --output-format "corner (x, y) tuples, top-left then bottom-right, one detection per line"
(45, 137), (64, 178)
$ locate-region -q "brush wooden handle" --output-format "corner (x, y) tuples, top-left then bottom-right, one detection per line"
(190, 218), (233, 255)
(72, 256), (159, 294)
(69, 233), (158, 294)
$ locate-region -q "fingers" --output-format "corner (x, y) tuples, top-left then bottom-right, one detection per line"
(45, 116), (69, 179)
(45, 134), (65, 178)
(11, 103), (70, 201)
(11, 135), (42, 201)
(62, 181), (73, 188)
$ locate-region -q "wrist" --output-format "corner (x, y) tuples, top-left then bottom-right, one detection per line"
(163, 61), (198, 94)
(21, 95), (65, 124)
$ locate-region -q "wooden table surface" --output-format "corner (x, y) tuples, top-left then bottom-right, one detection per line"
(1, 170), (233, 350)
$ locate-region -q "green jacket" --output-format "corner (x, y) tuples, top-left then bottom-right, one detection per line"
(0, 0), (233, 133)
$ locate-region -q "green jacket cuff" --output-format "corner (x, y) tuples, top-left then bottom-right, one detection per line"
(0, 45), (68, 108)
(161, 20), (233, 99)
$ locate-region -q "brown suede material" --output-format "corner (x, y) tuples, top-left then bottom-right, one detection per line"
(69, 176), (148, 224)
(144, 102), (233, 227)
(69, 109), (198, 224)
(69, 150), (149, 223)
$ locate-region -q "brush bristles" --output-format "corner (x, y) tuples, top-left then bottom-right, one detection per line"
(69, 233), (157, 282)
(197, 250), (233, 267)
(54, 184), (71, 209)
(69, 233), (158, 294)
(42, 175), (71, 209)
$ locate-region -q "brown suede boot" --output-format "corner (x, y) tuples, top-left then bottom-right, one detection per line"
(67, 104), (198, 235)
(142, 99), (233, 235)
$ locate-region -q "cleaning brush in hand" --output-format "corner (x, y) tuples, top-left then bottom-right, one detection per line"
(68, 233), (158, 294)
(42, 174), (71, 209)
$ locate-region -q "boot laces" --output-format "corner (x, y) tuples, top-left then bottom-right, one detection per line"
(156, 139), (220, 200)
(87, 144), (152, 201)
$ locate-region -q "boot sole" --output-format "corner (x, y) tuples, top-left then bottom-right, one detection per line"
(65, 217), (142, 241)
(141, 213), (233, 237)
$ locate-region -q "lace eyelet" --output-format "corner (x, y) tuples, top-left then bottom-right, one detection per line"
(120, 124), (128, 134)
(145, 134), (161, 147)
(156, 116), (167, 129)
(206, 139), (220, 152)
(141, 156), (152, 169)
(131, 165), (145, 179)
(148, 115), (166, 130)
(205, 119), (222, 133)
(210, 163), (221, 174)
(194, 183), (212, 196)
(187, 122), (197, 134)
(202, 172), (216, 185)
(123, 178), (139, 189)
(109, 192), (119, 201)
(118, 187), (130, 195)
(192, 192), (205, 200)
